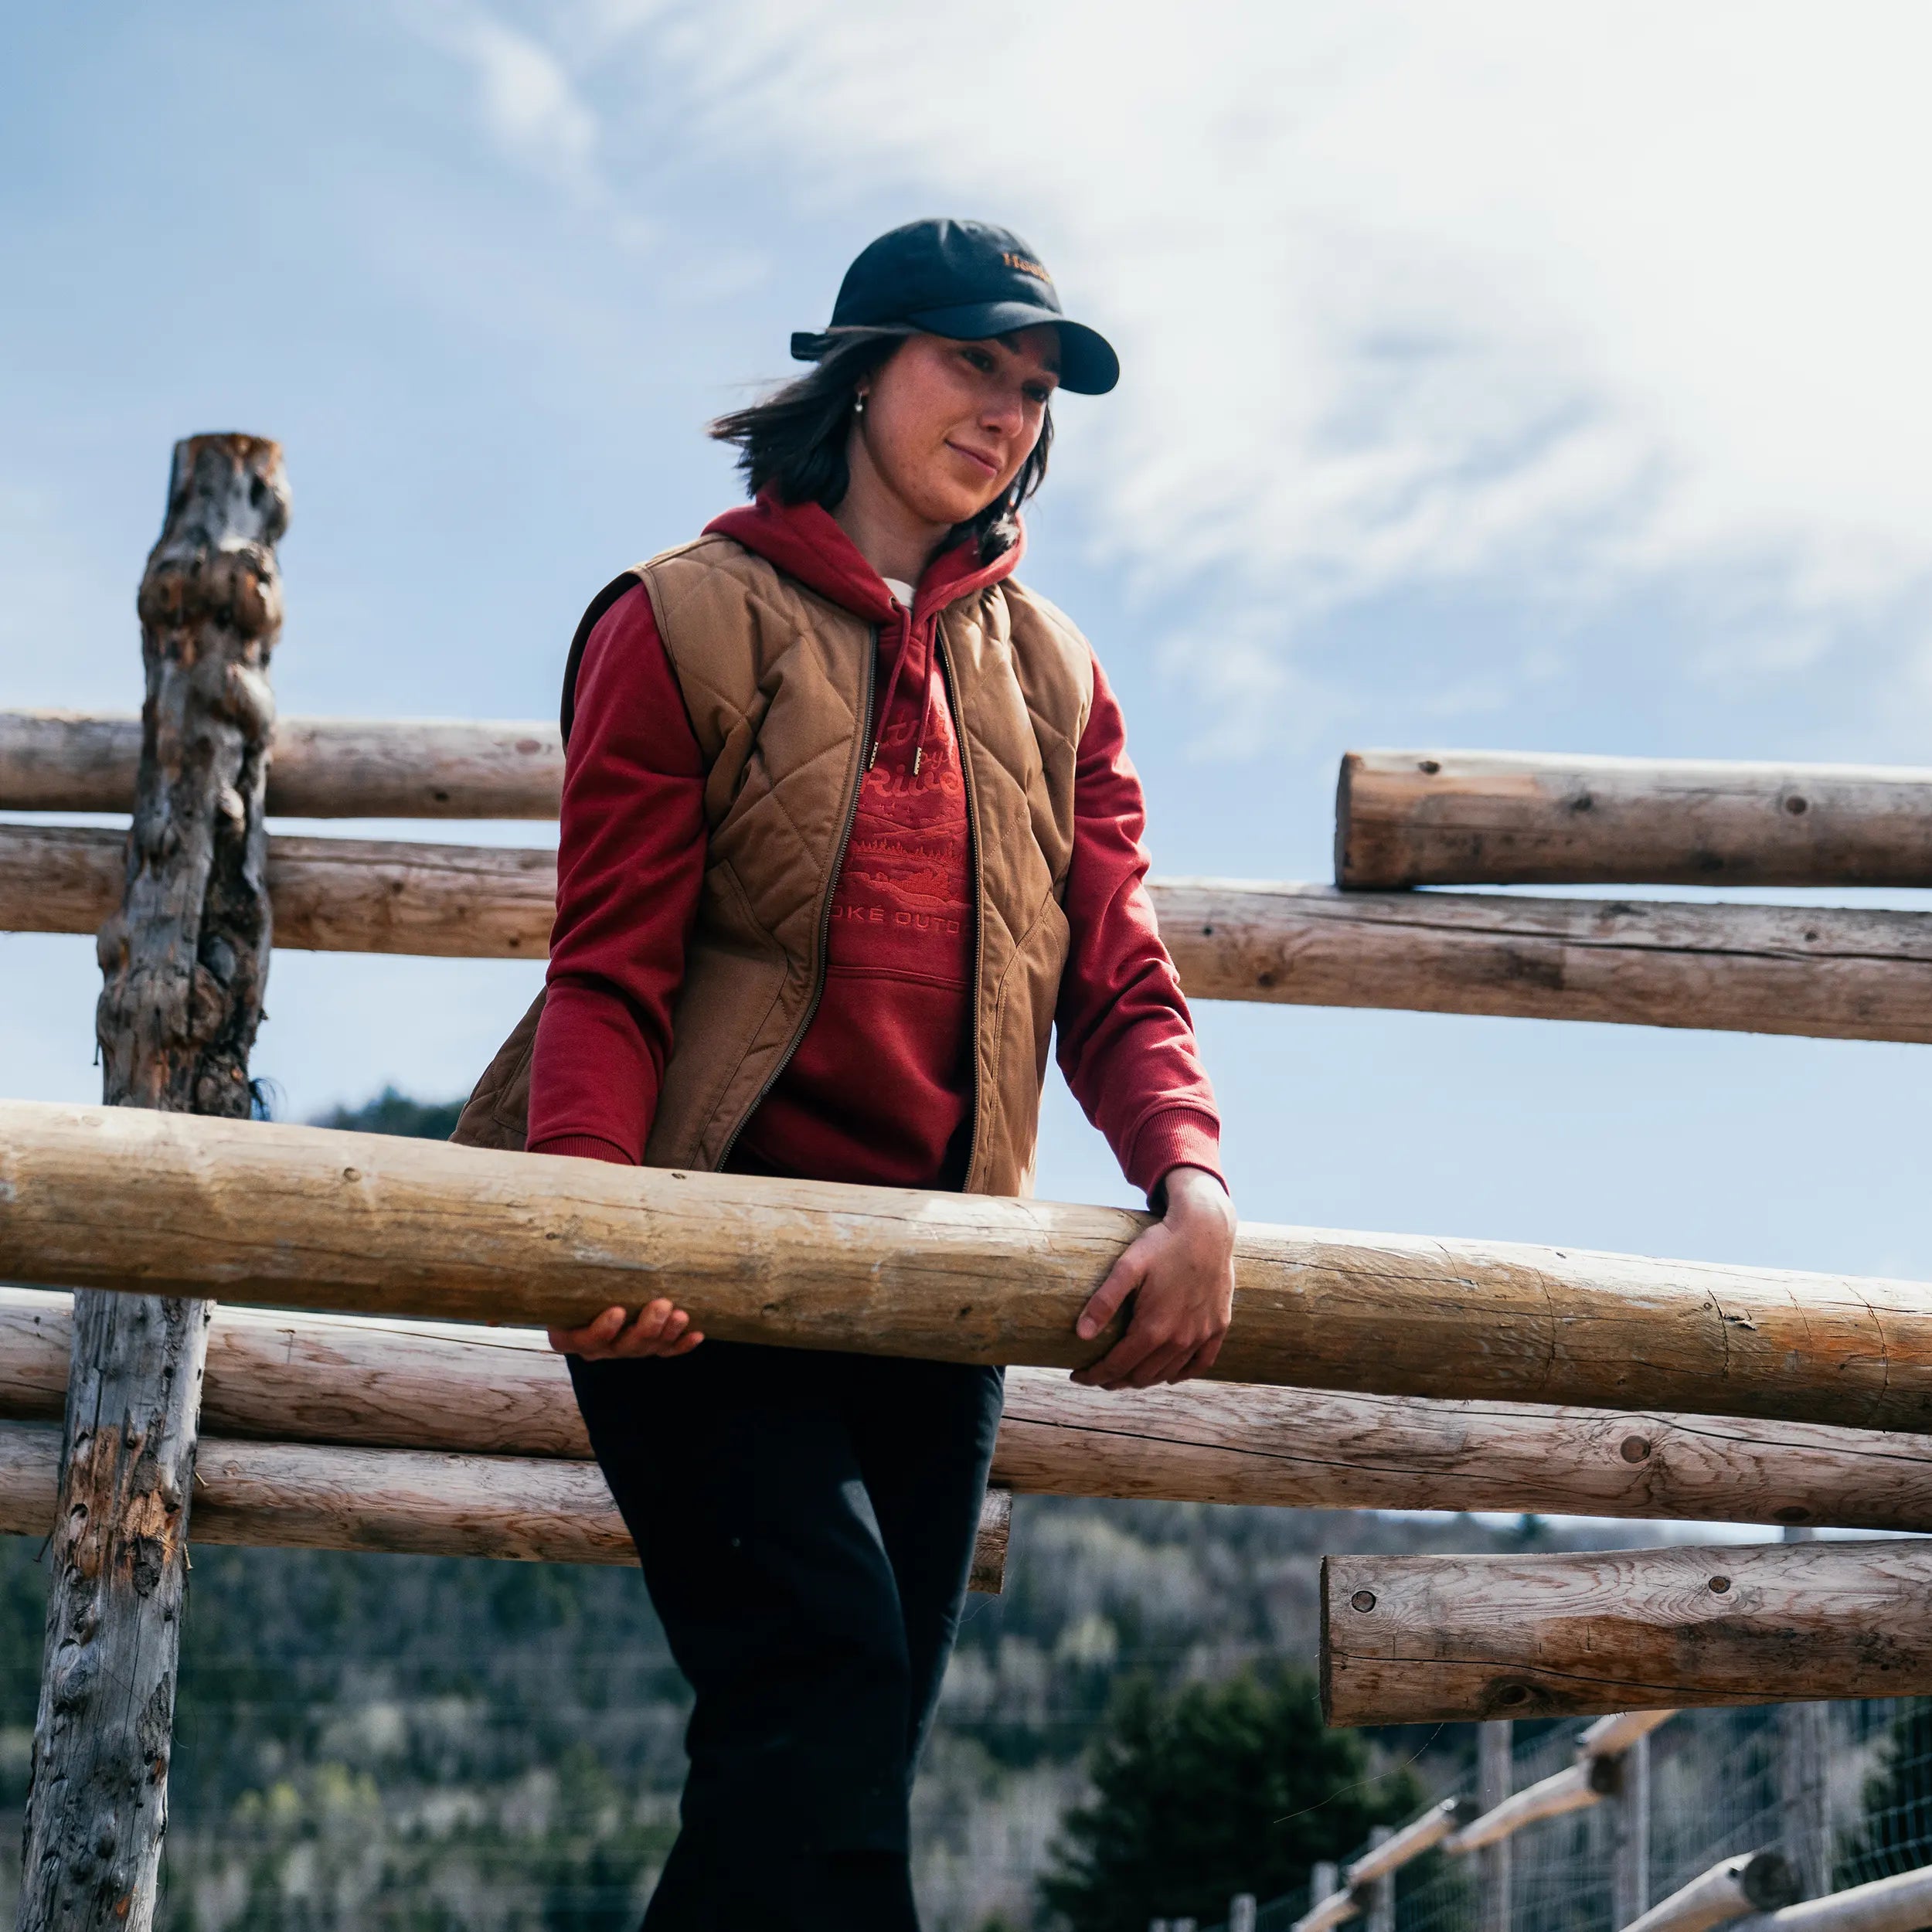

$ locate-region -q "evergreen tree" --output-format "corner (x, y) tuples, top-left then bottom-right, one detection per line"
(1838, 1700), (1932, 1889)
(312, 1083), (465, 1140)
(1038, 1665), (1418, 1932)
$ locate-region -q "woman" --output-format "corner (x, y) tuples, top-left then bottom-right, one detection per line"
(456, 217), (1236, 1930)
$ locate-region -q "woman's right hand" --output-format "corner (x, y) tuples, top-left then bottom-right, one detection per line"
(547, 1299), (704, 1360)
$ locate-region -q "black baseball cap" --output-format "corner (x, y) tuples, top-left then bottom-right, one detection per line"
(791, 218), (1120, 396)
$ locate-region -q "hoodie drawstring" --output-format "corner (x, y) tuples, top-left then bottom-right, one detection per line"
(867, 597), (938, 777)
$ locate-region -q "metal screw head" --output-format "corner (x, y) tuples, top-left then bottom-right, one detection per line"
(1350, 1589), (1377, 1613)
(1620, 1435), (1652, 1464)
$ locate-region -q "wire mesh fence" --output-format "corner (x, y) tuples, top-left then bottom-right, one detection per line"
(1214, 1699), (1932, 1932)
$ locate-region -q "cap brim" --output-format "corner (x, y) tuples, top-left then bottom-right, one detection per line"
(791, 305), (1119, 396)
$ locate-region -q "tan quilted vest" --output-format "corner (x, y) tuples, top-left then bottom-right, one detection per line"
(454, 533), (1095, 1199)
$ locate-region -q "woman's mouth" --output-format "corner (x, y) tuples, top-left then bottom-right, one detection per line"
(945, 440), (1001, 479)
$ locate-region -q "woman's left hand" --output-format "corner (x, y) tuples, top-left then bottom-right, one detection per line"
(1070, 1165), (1236, 1389)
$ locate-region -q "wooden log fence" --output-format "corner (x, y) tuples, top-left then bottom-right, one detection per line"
(6, 1287), (1932, 1531)
(1322, 1539), (1932, 1724)
(9, 821), (1932, 1043)
(6, 1100), (1932, 1433)
(0, 709), (563, 818)
(1735, 1862), (1932, 1932)
(1624, 1853), (1801, 1932)
(1335, 749), (1932, 890)
(0, 1418), (1014, 1592)
(1287, 1716), (1671, 1932)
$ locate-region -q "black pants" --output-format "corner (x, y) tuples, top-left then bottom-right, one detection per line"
(568, 1342), (1004, 1931)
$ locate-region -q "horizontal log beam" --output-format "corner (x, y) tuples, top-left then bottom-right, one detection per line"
(8, 822), (1930, 1043)
(0, 1420), (1012, 1590)
(9, 1291), (1932, 1530)
(1738, 1864), (1932, 1932)
(5, 1104), (1932, 1431)
(1442, 1764), (1597, 1853)
(1321, 1537), (1932, 1724)
(0, 823), (556, 959)
(1578, 1706), (1678, 1759)
(1625, 1853), (1800, 1932)
(1346, 1797), (1477, 1884)
(1336, 749), (1932, 889)
(0, 710), (563, 818)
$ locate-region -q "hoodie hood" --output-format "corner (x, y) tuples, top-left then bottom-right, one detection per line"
(705, 491), (1026, 777)
(703, 490), (1023, 621)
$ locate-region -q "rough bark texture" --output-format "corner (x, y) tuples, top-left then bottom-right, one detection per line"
(1336, 748), (1932, 889)
(9, 1287), (1932, 1531)
(1322, 1537), (1932, 1724)
(0, 1420), (1012, 1590)
(6, 1104), (1932, 1432)
(16, 828), (1932, 1043)
(0, 710), (562, 818)
(17, 434), (287, 1932)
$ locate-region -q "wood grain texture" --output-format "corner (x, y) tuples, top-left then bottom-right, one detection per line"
(0, 1421), (1009, 1586)
(1337, 748), (1932, 889)
(1151, 878), (1932, 1044)
(0, 711), (563, 818)
(5, 1104), (1932, 1431)
(1322, 1538), (1932, 1724)
(6, 1287), (1927, 1529)
(12, 827), (1932, 1044)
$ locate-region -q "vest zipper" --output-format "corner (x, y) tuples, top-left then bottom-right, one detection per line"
(934, 621), (984, 1192)
(713, 624), (878, 1172)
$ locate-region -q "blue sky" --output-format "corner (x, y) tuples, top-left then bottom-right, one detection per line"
(6, 2), (1932, 1289)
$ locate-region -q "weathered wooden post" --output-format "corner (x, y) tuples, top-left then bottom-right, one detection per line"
(1777, 1526), (1832, 1901)
(1363, 1825), (1395, 1932)
(16, 434), (287, 1930)
(1477, 1720), (1512, 1932)
(1610, 1731), (1652, 1926)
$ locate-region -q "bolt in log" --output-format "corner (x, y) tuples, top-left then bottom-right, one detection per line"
(16, 435), (287, 1932)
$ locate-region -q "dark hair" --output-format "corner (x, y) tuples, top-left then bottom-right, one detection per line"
(709, 329), (1053, 563)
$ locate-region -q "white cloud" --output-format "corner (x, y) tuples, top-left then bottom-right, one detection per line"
(434, 1), (1932, 726)
(416, 2), (601, 192)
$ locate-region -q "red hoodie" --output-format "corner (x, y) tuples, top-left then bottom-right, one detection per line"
(527, 494), (1221, 1202)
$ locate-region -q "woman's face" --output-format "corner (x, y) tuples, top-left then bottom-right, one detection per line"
(856, 326), (1060, 530)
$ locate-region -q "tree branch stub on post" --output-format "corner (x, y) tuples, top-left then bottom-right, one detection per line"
(17, 434), (287, 1932)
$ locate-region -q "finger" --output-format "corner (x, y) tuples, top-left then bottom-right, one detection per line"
(1125, 1342), (1194, 1390)
(1076, 1241), (1154, 1343)
(1172, 1332), (1226, 1383)
(663, 1328), (705, 1357)
(607, 1299), (676, 1356)
(1072, 1320), (1174, 1389)
(546, 1307), (628, 1356)
(623, 1308), (690, 1358)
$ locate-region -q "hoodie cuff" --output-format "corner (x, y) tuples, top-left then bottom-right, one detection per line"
(1124, 1107), (1225, 1205)
(528, 1133), (635, 1165)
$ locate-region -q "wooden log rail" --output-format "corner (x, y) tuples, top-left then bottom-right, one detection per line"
(6, 1287), (1932, 1530)
(1625, 1852), (1801, 1932)
(0, 1420), (1015, 1594)
(1736, 1862), (1932, 1932)
(1287, 1715), (1671, 1932)
(1336, 749), (1932, 889)
(9, 822), (1932, 1042)
(1321, 1537), (1932, 1723)
(8, 1102), (1932, 1431)
(0, 709), (563, 818)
